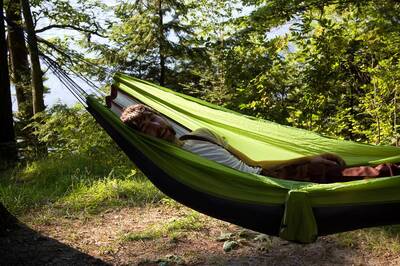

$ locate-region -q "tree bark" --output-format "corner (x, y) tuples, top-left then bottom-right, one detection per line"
(0, 202), (18, 234)
(158, 0), (165, 86)
(6, 0), (33, 119)
(0, 0), (18, 168)
(20, 0), (45, 114)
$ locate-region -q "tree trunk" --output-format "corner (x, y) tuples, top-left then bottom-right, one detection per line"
(0, 0), (18, 168)
(6, 0), (33, 120)
(394, 88), (398, 146)
(0, 202), (18, 234)
(158, 0), (165, 86)
(20, 0), (45, 114)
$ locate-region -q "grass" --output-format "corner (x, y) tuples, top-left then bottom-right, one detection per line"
(121, 211), (204, 242)
(335, 226), (400, 254)
(58, 174), (164, 213)
(0, 154), (166, 216)
(2, 153), (400, 256)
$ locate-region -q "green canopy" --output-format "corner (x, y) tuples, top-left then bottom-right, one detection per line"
(86, 72), (400, 243)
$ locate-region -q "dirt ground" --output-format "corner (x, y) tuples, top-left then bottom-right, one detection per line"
(1, 206), (400, 265)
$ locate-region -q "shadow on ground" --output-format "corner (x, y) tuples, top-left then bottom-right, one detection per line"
(0, 223), (109, 265)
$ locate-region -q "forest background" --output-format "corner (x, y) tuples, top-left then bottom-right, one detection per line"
(3, 0), (400, 149)
(0, 0), (400, 263)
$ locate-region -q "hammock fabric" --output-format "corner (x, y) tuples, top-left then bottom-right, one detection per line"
(86, 73), (400, 243)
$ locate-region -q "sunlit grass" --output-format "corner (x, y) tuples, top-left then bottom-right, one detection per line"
(121, 211), (204, 242)
(58, 175), (164, 213)
(0, 154), (166, 216)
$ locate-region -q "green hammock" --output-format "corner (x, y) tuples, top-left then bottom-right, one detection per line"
(86, 72), (400, 243)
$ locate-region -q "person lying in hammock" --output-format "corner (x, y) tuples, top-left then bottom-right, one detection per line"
(120, 104), (399, 183)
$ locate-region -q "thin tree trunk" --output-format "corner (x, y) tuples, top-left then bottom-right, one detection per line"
(0, 0), (18, 168)
(158, 0), (165, 86)
(373, 82), (381, 144)
(6, 0), (33, 119)
(394, 88), (398, 146)
(20, 0), (45, 114)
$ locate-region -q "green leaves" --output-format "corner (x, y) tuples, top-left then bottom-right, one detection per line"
(31, 104), (126, 161)
(33, 0), (400, 145)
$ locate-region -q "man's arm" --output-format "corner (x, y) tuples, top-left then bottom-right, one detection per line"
(226, 145), (346, 170)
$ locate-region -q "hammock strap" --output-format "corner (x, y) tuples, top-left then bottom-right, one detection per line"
(40, 53), (87, 106)
(5, 15), (108, 103)
(37, 37), (107, 96)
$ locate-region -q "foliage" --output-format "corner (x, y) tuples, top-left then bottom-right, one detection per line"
(29, 103), (127, 161)
(227, 0), (400, 143)
(7, 0), (400, 166)
(227, 35), (297, 123)
(33, 0), (105, 34)
(178, 0), (241, 106)
(7, 0), (399, 154)
(83, 0), (207, 89)
(31, 0), (400, 144)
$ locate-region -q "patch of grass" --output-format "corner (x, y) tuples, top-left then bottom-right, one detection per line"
(335, 226), (400, 253)
(123, 231), (159, 241)
(0, 155), (166, 216)
(164, 212), (204, 232)
(57, 174), (165, 214)
(98, 245), (118, 256)
(24, 206), (56, 226)
(121, 211), (204, 242)
(160, 197), (183, 208)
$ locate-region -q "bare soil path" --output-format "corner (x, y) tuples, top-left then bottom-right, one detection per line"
(1, 205), (400, 265)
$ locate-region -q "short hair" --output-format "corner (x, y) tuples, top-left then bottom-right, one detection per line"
(120, 104), (155, 129)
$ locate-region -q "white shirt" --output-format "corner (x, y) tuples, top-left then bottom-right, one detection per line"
(182, 139), (262, 174)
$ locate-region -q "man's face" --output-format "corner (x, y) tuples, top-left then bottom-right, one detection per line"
(139, 113), (176, 142)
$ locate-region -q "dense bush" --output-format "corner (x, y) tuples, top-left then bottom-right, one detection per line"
(30, 103), (130, 165)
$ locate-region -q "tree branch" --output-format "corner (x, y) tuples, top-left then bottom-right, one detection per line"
(36, 37), (74, 65)
(35, 24), (106, 38)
